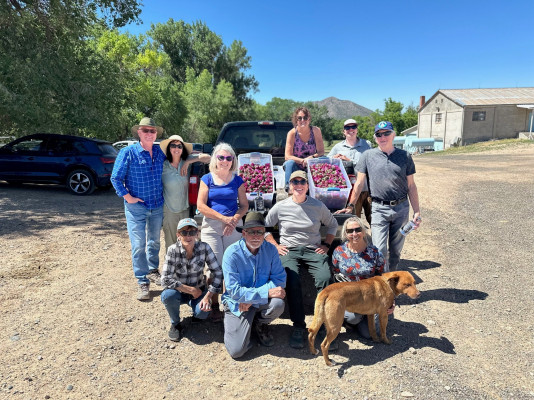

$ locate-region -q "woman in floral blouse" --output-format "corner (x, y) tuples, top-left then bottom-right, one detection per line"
(332, 216), (393, 338)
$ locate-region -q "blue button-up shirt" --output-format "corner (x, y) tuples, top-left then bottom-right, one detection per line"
(111, 143), (166, 209)
(222, 239), (286, 316)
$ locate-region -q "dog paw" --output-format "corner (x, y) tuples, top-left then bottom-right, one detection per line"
(328, 359), (337, 367)
(383, 337), (392, 345)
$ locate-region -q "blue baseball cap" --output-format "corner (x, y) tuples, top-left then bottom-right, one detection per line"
(374, 121), (394, 133)
(177, 218), (198, 231)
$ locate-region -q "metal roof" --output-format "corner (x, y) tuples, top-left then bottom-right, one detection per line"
(439, 88), (534, 106)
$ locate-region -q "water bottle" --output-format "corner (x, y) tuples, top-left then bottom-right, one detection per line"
(254, 192), (265, 212)
(400, 217), (421, 236)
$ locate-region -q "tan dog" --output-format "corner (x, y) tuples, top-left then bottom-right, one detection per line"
(308, 271), (420, 366)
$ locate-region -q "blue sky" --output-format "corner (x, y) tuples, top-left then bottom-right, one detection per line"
(124, 0), (534, 112)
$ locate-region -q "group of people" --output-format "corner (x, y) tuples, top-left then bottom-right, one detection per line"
(110, 111), (421, 359)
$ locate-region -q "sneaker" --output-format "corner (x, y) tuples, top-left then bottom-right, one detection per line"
(253, 322), (274, 347)
(146, 270), (161, 286)
(289, 326), (306, 349)
(168, 323), (183, 342)
(137, 283), (150, 301)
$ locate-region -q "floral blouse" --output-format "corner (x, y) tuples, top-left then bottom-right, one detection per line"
(332, 243), (385, 281)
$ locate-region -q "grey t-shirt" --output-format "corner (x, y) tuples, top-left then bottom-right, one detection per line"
(356, 148), (415, 201)
(265, 196), (338, 248)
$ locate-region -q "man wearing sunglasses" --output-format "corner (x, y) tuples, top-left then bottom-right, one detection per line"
(112, 117), (167, 301)
(221, 212), (286, 358)
(160, 218), (222, 342)
(336, 121), (421, 271)
(328, 118), (373, 223)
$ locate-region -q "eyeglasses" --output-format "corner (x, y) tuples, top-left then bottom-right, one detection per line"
(290, 179), (307, 185)
(179, 229), (198, 237)
(346, 227), (363, 234)
(344, 125), (358, 130)
(296, 116), (309, 121)
(244, 229), (265, 236)
(375, 131), (393, 138)
(140, 128), (157, 134)
(169, 143), (183, 149)
(217, 155), (234, 162)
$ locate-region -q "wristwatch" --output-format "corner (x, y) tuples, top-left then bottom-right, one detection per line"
(321, 241), (331, 247)
(347, 203), (355, 209)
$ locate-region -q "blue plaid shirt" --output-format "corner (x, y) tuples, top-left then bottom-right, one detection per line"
(111, 143), (166, 209)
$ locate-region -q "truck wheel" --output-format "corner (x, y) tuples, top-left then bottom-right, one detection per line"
(67, 169), (95, 195)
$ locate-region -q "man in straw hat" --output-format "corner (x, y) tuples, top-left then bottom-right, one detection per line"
(221, 212), (286, 358)
(111, 117), (166, 301)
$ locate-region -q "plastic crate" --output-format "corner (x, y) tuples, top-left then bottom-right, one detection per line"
(238, 152), (275, 208)
(307, 157), (352, 210)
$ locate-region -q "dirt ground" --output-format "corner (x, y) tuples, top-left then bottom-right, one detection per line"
(1, 143), (534, 400)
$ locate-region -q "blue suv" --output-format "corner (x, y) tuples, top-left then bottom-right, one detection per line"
(0, 133), (117, 195)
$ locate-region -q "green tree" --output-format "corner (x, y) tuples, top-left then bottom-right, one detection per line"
(0, 0), (142, 137)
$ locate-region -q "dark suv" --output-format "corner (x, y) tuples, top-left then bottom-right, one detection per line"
(0, 133), (117, 195)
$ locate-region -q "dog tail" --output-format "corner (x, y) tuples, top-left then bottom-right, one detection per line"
(308, 290), (327, 334)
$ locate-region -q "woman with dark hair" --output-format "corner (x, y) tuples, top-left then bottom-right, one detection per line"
(283, 107), (325, 189)
(160, 135), (210, 251)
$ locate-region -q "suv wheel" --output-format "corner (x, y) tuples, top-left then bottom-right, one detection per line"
(67, 169), (95, 195)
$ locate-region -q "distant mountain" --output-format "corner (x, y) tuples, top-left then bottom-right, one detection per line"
(313, 97), (373, 119)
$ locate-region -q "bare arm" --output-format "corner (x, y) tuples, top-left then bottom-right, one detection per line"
(407, 174), (421, 227)
(313, 127), (325, 157)
(181, 153), (211, 176)
(285, 129), (304, 164)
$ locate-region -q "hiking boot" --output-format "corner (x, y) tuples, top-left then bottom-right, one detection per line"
(137, 283), (150, 301)
(289, 326), (306, 349)
(146, 270), (161, 286)
(168, 323), (184, 342)
(253, 322), (274, 347)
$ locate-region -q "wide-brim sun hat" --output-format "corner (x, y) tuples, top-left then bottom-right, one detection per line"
(160, 135), (193, 155)
(236, 212), (274, 233)
(131, 117), (164, 138)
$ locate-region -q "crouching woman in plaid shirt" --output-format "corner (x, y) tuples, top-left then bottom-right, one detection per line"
(160, 218), (223, 342)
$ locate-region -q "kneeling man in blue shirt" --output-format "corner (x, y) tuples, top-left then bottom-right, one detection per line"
(222, 212), (287, 358)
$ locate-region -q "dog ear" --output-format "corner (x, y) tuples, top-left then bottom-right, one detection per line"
(386, 275), (400, 291)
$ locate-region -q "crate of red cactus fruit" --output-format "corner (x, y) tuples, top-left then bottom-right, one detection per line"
(238, 152), (275, 208)
(307, 157), (352, 210)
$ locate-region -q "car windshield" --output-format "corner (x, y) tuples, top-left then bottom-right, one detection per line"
(219, 124), (289, 156)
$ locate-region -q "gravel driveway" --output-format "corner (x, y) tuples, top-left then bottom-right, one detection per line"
(1, 143), (533, 399)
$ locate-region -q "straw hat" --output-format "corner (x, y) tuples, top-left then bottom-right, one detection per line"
(131, 117), (164, 138)
(159, 135), (193, 155)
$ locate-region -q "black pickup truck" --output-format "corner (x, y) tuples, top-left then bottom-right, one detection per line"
(198, 121), (352, 246)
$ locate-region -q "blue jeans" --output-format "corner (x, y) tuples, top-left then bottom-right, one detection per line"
(124, 202), (163, 284)
(283, 160), (304, 187)
(370, 201), (409, 271)
(161, 288), (210, 325)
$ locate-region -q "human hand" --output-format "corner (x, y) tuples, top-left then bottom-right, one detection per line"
(238, 303), (252, 312)
(268, 286), (286, 299)
(276, 244), (289, 256)
(413, 213), (422, 230)
(315, 245), (328, 255)
(302, 156), (313, 167)
(223, 224), (235, 236)
(180, 160), (190, 176)
(124, 194), (143, 204)
(334, 207), (350, 215)
(199, 295), (212, 312)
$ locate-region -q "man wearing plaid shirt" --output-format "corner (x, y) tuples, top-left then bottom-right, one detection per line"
(111, 117), (166, 301)
(161, 218), (222, 342)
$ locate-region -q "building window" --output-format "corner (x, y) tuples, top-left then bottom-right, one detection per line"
(435, 113), (442, 123)
(472, 111), (486, 121)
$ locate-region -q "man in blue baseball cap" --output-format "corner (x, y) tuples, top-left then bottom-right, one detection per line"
(336, 121), (421, 271)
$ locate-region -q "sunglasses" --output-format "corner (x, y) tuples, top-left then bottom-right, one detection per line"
(290, 179), (307, 185)
(344, 125), (358, 130)
(217, 155), (234, 162)
(296, 116), (309, 121)
(244, 229), (265, 236)
(346, 227), (363, 234)
(375, 131), (393, 138)
(179, 229), (198, 237)
(140, 128), (157, 134)
(169, 143), (183, 149)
